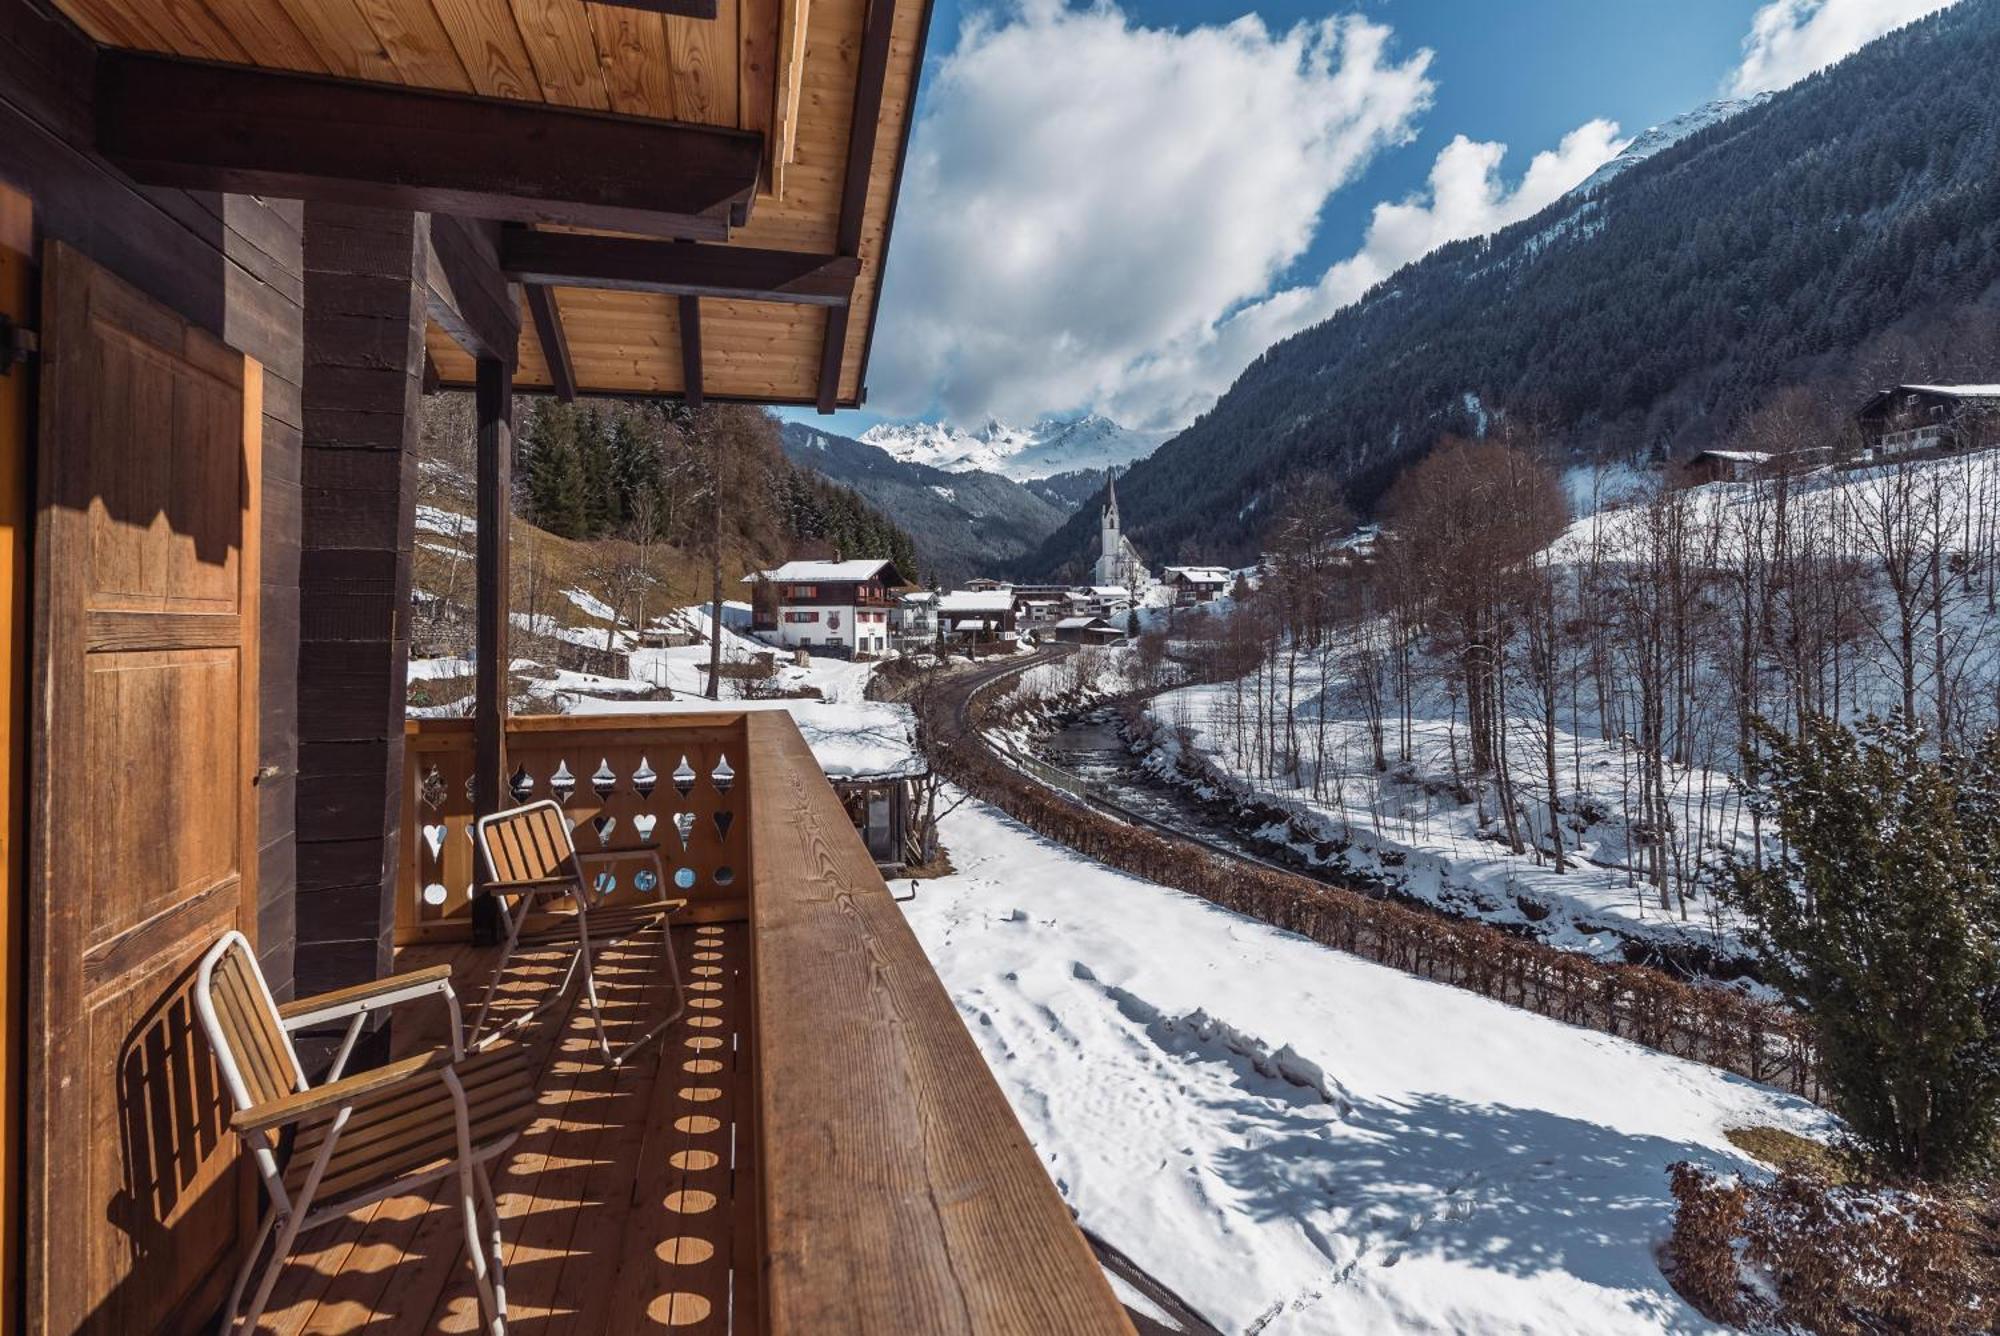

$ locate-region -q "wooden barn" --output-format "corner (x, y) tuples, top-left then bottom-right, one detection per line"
(1855, 383), (2000, 458)
(0, 1), (1129, 1333)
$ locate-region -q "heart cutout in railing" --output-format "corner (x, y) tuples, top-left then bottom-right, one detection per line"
(422, 823), (446, 862)
(633, 812), (659, 844)
(592, 814), (616, 845)
(673, 811), (695, 851)
(712, 809), (734, 841)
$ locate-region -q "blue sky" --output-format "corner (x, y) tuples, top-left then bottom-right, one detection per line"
(797, 0), (1952, 438)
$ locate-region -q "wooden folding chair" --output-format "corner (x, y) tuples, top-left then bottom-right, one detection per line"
(467, 799), (687, 1067)
(194, 931), (534, 1336)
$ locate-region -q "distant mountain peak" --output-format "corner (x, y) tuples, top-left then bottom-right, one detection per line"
(1571, 93), (1771, 197)
(859, 414), (1169, 480)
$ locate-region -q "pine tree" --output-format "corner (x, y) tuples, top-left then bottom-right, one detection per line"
(1726, 714), (2000, 1181)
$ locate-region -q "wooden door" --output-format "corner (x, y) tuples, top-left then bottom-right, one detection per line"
(25, 242), (261, 1336)
(0, 183), (30, 1336)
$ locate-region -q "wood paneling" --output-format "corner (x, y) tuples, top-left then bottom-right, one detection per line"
(744, 711), (1132, 1332)
(0, 180), (28, 1336)
(28, 241), (261, 1336)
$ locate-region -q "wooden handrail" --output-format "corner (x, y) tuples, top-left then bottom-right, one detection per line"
(744, 711), (1130, 1333)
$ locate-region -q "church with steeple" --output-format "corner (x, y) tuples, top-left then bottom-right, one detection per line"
(1092, 469), (1149, 590)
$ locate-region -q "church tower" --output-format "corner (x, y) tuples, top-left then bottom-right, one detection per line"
(1094, 469), (1134, 588)
(1100, 470), (1120, 562)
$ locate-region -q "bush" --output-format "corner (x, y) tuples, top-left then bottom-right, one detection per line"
(1668, 1161), (1983, 1334)
(1727, 715), (2000, 1181)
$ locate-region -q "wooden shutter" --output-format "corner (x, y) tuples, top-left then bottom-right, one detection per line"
(25, 242), (261, 1335)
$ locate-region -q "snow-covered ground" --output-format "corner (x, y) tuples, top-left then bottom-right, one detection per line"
(1142, 676), (1750, 962)
(904, 793), (1830, 1335)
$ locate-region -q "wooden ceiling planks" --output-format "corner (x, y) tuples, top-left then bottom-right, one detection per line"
(428, 0), (543, 99)
(55, 0), (927, 407)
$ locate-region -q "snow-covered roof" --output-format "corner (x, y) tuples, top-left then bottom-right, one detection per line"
(744, 559), (899, 584)
(1164, 565), (1230, 583)
(1053, 616), (1107, 629)
(899, 590), (937, 604)
(792, 699), (927, 781)
(939, 590), (1015, 614)
(954, 618), (992, 631)
(1087, 586), (1130, 597)
(1690, 449), (1771, 464)
(1899, 384), (2000, 398)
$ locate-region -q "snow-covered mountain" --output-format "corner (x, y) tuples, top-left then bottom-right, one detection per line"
(1571, 93), (1771, 196)
(860, 413), (1170, 481)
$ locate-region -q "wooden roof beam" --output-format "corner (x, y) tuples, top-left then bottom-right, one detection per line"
(679, 296), (704, 407)
(95, 51), (763, 240)
(524, 285), (576, 403)
(501, 228), (858, 306)
(817, 0), (899, 412)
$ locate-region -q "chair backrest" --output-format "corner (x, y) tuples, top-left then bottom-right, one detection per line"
(476, 799), (580, 886)
(194, 931), (306, 1119)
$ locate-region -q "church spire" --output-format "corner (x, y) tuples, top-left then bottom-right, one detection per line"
(1103, 468), (1119, 529)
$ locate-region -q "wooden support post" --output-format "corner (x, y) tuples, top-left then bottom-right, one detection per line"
(472, 355), (512, 941)
(679, 295), (704, 407)
(296, 204), (426, 1011)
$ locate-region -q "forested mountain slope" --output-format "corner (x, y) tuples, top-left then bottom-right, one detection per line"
(1028, 0), (2000, 573)
(780, 422), (1067, 583)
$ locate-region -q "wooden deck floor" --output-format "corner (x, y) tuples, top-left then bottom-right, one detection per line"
(256, 919), (755, 1335)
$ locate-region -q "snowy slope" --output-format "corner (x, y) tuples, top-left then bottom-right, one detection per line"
(1571, 95), (1769, 196)
(860, 412), (1170, 481)
(903, 795), (1827, 1335)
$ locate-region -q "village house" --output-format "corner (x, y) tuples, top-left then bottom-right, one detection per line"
(1052, 615), (1125, 645)
(891, 588), (940, 651)
(938, 588), (1019, 641)
(0, 0), (1127, 1330)
(1164, 565), (1232, 605)
(1856, 383), (2000, 458)
(744, 558), (908, 658)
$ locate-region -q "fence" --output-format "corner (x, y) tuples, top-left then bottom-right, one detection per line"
(932, 666), (1822, 1104)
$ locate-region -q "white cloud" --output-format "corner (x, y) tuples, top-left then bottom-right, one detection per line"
(1099, 118), (1627, 428)
(1730, 0), (1959, 95)
(868, 1), (1434, 430)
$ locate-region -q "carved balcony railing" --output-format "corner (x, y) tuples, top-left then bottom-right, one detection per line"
(399, 714), (751, 942)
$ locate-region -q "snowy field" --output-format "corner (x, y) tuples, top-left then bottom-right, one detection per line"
(904, 793), (1830, 1335)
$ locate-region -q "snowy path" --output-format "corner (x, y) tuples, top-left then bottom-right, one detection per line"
(902, 793), (1830, 1335)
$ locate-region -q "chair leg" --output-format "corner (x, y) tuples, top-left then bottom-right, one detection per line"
(466, 924), (523, 1050)
(217, 1205), (280, 1335)
(573, 911), (615, 1064)
(475, 1163), (509, 1334)
(610, 907), (686, 1069)
(458, 1158), (505, 1336)
(469, 923), (585, 1053)
(234, 1207), (307, 1336)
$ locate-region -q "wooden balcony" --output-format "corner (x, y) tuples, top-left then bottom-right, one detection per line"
(247, 710), (1129, 1334)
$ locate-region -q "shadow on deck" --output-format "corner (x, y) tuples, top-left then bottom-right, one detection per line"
(258, 921), (751, 1334)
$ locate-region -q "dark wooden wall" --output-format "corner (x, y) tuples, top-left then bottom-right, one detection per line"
(294, 204), (427, 1001)
(0, 0), (303, 997)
